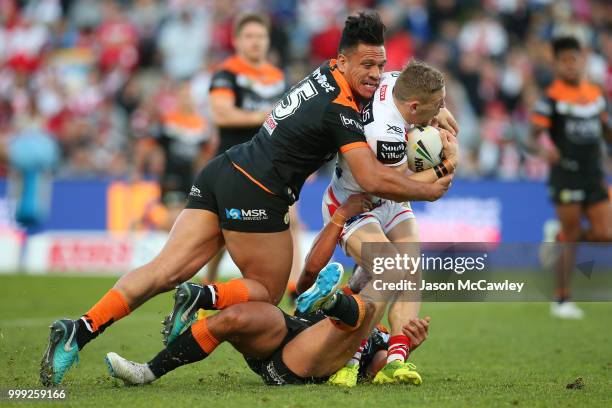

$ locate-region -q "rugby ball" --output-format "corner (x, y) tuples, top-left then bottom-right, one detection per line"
(405, 126), (444, 172)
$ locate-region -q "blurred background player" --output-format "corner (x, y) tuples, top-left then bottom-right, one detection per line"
(132, 80), (214, 231)
(203, 12), (303, 295)
(528, 36), (612, 319)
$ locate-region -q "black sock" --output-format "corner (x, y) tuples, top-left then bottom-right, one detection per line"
(322, 294), (360, 327)
(192, 284), (216, 310)
(147, 329), (208, 378)
(75, 317), (100, 350)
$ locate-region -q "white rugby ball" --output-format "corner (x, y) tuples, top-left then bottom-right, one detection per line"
(405, 126), (444, 172)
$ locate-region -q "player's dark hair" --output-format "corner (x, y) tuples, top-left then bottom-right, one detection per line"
(552, 36), (581, 56)
(233, 12), (270, 37)
(338, 11), (386, 54)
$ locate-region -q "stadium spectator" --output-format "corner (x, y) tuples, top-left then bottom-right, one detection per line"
(157, 5), (211, 80)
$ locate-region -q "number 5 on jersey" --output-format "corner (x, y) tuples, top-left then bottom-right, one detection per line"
(273, 80), (318, 119)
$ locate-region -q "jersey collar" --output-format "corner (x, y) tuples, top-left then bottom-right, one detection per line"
(328, 59), (360, 112)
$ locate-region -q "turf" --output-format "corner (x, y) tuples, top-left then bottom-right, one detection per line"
(0, 274), (611, 407)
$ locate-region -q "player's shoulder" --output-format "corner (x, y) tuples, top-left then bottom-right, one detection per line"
(261, 63), (285, 82)
(314, 60), (361, 114)
(214, 55), (283, 81)
(546, 79), (603, 103)
(375, 71), (400, 99)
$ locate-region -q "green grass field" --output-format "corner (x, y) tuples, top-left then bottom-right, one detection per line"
(1, 274), (611, 407)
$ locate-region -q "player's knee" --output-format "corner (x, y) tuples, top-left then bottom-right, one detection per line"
(216, 305), (251, 332)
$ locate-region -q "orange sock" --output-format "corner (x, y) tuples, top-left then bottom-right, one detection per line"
(342, 285), (355, 295)
(213, 279), (249, 309)
(82, 289), (131, 332)
(190, 318), (220, 354)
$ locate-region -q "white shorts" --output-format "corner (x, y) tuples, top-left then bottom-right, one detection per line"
(321, 185), (416, 252)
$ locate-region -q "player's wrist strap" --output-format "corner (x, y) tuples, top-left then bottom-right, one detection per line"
(434, 159), (453, 178)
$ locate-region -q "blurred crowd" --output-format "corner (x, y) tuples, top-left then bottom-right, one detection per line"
(1, 0), (611, 182)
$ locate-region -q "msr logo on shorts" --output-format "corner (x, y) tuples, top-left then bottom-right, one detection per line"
(189, 186), (202, 198)
(225, 208), (269, 221)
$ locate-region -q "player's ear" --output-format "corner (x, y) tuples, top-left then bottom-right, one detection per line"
(337, 53), (349, 73)
(408, 101), (420, 114)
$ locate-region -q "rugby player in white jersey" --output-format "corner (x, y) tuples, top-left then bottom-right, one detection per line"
(301, 60), (459, 386)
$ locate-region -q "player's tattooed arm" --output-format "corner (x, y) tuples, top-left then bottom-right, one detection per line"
(297, 194), (371, 294)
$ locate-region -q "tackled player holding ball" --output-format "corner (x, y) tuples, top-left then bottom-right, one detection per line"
(300, 61), (458, 387)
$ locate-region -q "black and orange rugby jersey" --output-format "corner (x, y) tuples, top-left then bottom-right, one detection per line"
(532, 79), (609, 177)
(209, 55), (287, 154)
(226, 59), (369, 202)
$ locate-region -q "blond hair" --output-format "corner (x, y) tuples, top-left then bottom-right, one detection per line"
(393, 59), (445, 102)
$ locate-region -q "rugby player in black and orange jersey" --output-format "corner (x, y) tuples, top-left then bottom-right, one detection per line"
(208, 13), (286, 156)
(203, 12), (291, 285)
(528, 36), (612, 319)
(40, 11), (453, 386)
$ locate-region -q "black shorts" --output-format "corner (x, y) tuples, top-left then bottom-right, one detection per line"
(548, 174), (609, 207)
(186, 153), (290, 232)
(244, 311), (328, 386)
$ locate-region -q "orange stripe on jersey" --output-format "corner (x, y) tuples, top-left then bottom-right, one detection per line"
(547, 79), (602, 104)
(329, 60), (360, 112)
(531, 113), (551, 129)
(231, 161), (276, 195)
(339, 141), (368, 153)
(210, 88), (236, 98)
(163, 111), (207, 131)
(218, 55), (284, 84)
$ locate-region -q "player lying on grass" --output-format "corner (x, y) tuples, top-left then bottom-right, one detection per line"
(316, 60), (459, 386)
(105, 194), (431, 386)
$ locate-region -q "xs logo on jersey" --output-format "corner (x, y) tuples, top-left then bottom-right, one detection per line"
(225, 208), (269, 221)
(386, 124), (403, 134)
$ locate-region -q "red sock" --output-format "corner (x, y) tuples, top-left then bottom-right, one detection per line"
(347, 338), (368, 366)
(387, 334), (410, 364)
